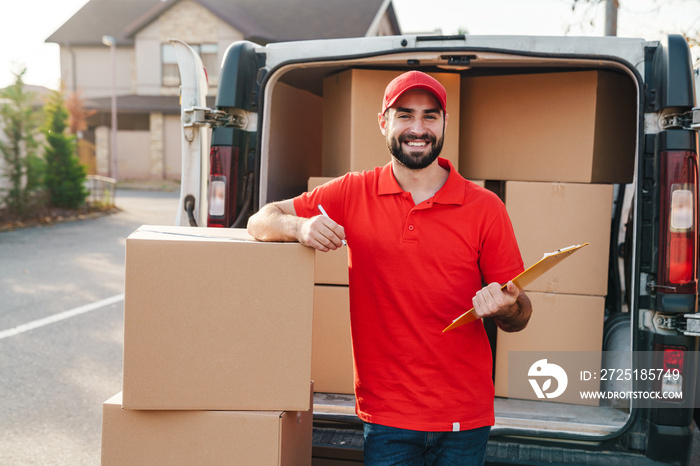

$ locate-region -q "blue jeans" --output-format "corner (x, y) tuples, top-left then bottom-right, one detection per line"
(363, 422), (490, 465)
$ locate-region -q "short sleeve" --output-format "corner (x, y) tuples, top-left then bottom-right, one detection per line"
(293, 174), (349, 224)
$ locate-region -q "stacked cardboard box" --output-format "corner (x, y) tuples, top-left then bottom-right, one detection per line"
(307, 177), (350, 287)
(459, 70), (635, 184)
(455, 69), (636, 405)
(102, 392), (312, 465)
(490, 181), (613, 404)
(312, 285), (354, 394)
(101, 226), (315, 465)
(307, 177), (355, 395)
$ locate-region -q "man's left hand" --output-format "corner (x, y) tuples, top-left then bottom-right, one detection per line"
(472, 281), (532, 332)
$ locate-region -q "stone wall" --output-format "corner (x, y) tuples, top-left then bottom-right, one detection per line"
(159, 0), (220, 44)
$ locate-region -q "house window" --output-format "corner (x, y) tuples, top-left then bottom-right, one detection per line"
(162, 43), (219, 87)
(199, 44), (219, 85)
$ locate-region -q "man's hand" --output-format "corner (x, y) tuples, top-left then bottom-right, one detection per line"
(472, 281), (532, 332)
(247, 200), (346, 252)
(299, 215), (346, 252)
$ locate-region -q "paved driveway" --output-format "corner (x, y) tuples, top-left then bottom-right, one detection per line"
(0, 189), (179, 465)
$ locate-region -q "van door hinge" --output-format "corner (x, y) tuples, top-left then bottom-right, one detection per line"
(182, 106), (228, 128)
(643, 310), (700, 336)
(182, 106), (257, 134)
(655, 313), (679, 331)
(641, 310), (679, 334)
(660, 108), (700, 130)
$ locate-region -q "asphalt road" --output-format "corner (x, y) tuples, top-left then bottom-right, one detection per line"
(0, 189), (180, 465)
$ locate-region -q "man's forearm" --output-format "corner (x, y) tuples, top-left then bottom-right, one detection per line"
(247, 203), (303, 242)
(494, 292), (532, 333)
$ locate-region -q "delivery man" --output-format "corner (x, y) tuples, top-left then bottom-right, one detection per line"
(248, 70), (532, 465)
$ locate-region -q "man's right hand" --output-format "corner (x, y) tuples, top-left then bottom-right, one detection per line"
(247, 200), (346, 252)
(299, 215), (346, 251)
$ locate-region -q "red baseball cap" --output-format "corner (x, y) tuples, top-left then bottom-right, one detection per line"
(382, 71), (447, 115)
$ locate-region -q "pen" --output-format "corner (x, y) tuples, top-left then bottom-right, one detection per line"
(317, 204), (347, 246)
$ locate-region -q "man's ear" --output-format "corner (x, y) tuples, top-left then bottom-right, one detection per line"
(378, 112), (388, 136)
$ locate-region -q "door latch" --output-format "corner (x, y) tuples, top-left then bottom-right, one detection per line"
(660, 108), (700, 130)
(682, 313), (700, 336)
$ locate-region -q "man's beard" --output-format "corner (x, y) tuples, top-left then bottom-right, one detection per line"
(387, 129), (444, 170)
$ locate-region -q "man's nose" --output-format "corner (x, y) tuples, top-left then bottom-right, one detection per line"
(408, 118), (427, 135)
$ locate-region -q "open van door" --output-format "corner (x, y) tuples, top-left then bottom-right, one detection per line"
(172, 39), (210, 227)
(173, 39), (260, 228)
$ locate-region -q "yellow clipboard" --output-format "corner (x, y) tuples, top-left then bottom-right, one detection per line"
(442, 243), (589, 332)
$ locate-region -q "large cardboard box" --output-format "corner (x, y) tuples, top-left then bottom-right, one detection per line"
(312, 286), (354, 394)
(122, 226), (315, 411)
(307, 177), (350, 285)
(505, 181), (613, 296)
(322, 69), (461, 176)
(101, 392), (312, 466)
(494, 292), (605, 406)
(459, 70), (636, 183)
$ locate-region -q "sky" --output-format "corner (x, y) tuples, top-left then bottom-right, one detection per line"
(1, 0), (699, 90)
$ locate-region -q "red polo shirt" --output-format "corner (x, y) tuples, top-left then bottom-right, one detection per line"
(294, 158), (523, 431)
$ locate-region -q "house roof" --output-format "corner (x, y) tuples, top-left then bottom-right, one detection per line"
(83, 94), (216, 114)
(47, 0), (400, 47)
(46, 0), (163, 46)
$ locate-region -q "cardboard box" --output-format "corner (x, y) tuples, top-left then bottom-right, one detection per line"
(494, 292), (605, 406)
(322, 69), (461, 176)
(312, 286), (354, 394)
(308, 177), (338, 192)
(306, 177), (350, 285)
(101, 392), (312, 466)
(505, 181), (613, 295)
(459, 70), (636, 183)
(315, 247), (349, 285)
(122, 226), (315, 411)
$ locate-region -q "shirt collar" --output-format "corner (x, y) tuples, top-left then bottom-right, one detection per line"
(377, 157), (466, 205)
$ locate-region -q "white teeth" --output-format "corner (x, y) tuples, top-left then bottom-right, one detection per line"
(407, 141), (427, 146)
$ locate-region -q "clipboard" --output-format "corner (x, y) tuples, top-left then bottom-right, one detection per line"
(442, 243), (589, 332)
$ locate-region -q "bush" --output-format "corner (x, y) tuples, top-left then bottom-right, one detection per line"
(0, 69), (43, 215)
(42, 89), (87, 209)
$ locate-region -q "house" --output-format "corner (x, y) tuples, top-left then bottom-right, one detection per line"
(46, 0), (401, 181)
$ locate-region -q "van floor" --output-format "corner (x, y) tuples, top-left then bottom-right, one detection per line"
(313, 393), (629, 437)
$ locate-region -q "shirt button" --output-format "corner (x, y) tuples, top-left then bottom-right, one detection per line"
(408, 225), (415, 231)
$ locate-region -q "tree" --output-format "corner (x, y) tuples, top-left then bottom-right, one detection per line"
(569, 0), (617, 35)
(65, 89), (96, 136)
(569, 0), (700, 64)
(0, 68), (43, 216)
(42, 88), (88, 209)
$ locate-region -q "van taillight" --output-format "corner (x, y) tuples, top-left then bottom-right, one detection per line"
(653, 344), (686, 401)
(207, 146), (238, 227)
(658, 150), (698, 293)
